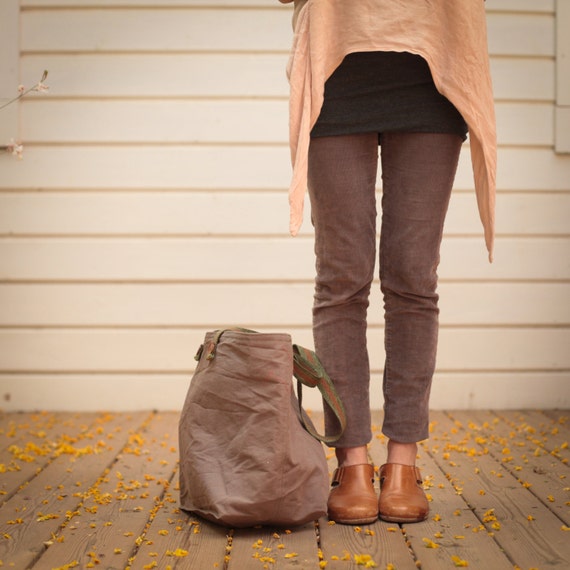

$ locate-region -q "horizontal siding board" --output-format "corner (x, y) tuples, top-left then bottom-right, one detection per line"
(0, 192), (568, 237)
(486, 0), (554, 12)
(20, 99), (290, 144)
(428, 371), (569, 411)
(2, 147), (570, 191)
(21, 54), (291, 97)
(0, 328), (568, 372)
(22, 1), (293, 6)
(0, 372), (567, 412)
(21, 9), (294, 52)
(20, 0), (555, 13)
(0, 238), (568, 280)
(0, 282), (568, 326)
(0, 371), (567, 412)
(491, 58), (554, 102)
(487, 12), (554, 57)
(20, 54), (554, 101)
(20, 100), (552, 146)
(20, 10), (551, 57)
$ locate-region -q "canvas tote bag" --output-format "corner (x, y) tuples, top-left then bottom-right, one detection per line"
(179, 328), (346, 527)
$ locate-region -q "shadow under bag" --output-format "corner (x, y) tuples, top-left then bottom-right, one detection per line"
(179, 328), (346, 527)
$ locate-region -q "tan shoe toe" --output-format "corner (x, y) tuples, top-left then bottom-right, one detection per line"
(327, 463), (378, 525)
(378, 463), (429, 523)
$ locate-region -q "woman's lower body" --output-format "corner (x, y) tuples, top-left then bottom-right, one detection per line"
(309, 51), (463, 524)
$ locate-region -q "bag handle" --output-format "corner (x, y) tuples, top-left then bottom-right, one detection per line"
(293, 344), (346, 445)
(194, 327), (257, 361)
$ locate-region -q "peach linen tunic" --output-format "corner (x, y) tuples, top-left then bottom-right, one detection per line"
(281, 0), (497, 261)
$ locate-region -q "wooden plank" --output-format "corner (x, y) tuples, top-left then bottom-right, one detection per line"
(429, 411), (570, 569)
(32, 412), (181, 570)
(465, 410), (570, 524)
(2, 147), (569, 192)
(21, 8), (293, 53)
(367, 412), (515, 570)
(1, 191), (568, 237)
(0, 411), (149, 568)
(1, 281), (568, 327)
(128, 482), (230, 570)
(0, 411), (71, 454)
(319, 517), (417, 570)
(0, 413), (98, 502)
(0, 237), (568, 281)
(541, 410), (570, 436)
(0, 328), (569, 374)
(227, 523), (321, 569)
(495, 410), (570, 464)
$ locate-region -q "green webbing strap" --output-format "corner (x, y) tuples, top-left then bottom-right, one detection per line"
(293, 344), (347, 444)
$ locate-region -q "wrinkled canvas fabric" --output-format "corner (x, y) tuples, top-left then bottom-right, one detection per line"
(179, 330), (329, 527)
(283, 0), (497, 261)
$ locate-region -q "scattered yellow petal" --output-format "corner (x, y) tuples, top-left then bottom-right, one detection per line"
(354, 553), (377, 567)
(422, 538), (440, 549)
(284, 552), (298, 559)
(36, 513), (59, 522)
(52, 563), (79, 570)
(451, 554), (469, 567)
(166, 549), (188, 557)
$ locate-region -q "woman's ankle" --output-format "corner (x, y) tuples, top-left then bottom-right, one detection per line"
(335, 445), (369, 468)
(386, 440), (418, 466)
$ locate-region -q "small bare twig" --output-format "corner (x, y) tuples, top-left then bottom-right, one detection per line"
(0, 70), (49, 111)
(1, 70), (49, 159)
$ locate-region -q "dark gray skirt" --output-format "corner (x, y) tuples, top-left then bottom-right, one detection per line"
(311, 51), (468, 141)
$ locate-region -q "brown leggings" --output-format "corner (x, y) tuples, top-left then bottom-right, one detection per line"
(308, 132), (462, 446)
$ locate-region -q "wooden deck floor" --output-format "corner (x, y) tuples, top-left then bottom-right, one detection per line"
(0, 409), (568, 570)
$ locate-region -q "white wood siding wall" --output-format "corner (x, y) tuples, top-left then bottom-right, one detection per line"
(0, 0), (568, 411)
